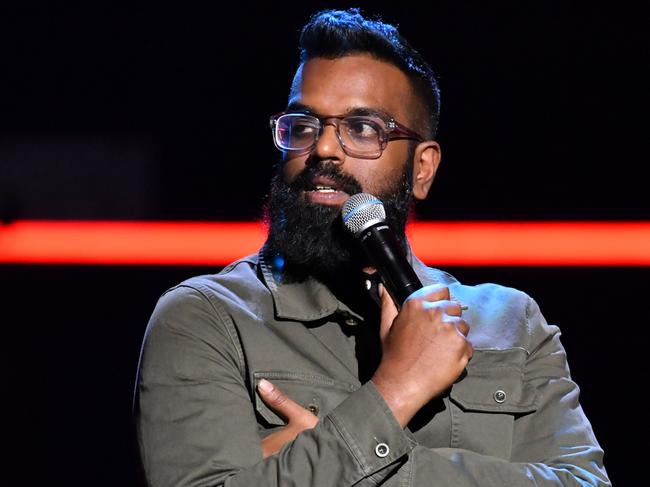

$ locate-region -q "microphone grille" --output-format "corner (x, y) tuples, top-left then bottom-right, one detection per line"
(341, 193), (386, 235)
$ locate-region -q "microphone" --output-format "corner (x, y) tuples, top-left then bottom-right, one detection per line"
(341, 193), (423, 306)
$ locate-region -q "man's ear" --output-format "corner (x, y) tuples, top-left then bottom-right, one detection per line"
(411, 141), (441, 200)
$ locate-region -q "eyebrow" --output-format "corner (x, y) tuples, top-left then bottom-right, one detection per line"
(285, 102), (394, 120)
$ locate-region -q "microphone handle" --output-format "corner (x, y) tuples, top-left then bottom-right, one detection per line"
(358, 223), (423, 306)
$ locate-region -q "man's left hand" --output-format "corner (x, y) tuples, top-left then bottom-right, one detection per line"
(257, 379), (319, 458)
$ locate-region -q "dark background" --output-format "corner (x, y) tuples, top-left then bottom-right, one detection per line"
(2, 2), (647, 485)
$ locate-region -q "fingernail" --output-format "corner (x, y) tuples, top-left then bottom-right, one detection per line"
(258, 379), (274, 393)
(378, 284), (384, 297)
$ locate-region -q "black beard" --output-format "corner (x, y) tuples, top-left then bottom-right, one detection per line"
(263, 155), (414, 284)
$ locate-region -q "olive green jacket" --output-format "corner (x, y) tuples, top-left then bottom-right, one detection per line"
(135, 252), (610, 486)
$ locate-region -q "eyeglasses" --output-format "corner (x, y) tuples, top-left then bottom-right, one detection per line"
(269, 112), (424, 159)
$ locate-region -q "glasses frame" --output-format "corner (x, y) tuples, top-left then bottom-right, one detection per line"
(269, 111), (425, 159)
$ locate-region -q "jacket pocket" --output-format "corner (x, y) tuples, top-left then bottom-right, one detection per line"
(448, 349), (538, 460)
(252, 370), (357, 427)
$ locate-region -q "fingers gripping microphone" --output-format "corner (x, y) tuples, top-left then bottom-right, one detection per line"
(342, 193), (423, 306)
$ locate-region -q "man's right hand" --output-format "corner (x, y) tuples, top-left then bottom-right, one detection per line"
(257, 379), (319, 458)
(371, 283), (473, 428)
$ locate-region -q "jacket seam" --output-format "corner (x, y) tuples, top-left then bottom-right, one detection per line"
(175, 283), (248, 380)
(326, 414), (369, 478)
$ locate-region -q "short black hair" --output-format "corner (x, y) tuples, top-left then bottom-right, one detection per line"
(298, 8), (440, 138)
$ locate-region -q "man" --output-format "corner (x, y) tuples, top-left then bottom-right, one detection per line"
(135, 9), (610, 486)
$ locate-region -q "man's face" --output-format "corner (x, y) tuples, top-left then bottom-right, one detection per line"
(265, 55), (424, 281)
(282, 55), (419, 206)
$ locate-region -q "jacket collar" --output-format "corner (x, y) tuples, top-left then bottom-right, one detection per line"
(258, 243), (458, 322)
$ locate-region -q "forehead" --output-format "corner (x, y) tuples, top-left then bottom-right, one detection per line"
(288, 55), (414, 122)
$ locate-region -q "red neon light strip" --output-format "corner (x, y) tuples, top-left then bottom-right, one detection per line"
(1, 220), (649, 266)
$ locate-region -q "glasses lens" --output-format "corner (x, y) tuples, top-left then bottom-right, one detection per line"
(276, 114), (319, 150)
(340, 117), (383, 156)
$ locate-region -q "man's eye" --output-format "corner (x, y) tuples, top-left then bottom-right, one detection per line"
(292, 124), (317, 138)
(347, 120), (379, 138)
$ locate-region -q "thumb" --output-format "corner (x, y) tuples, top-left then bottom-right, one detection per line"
(257, 379), (314, 425)
(379, 284), (398, 344)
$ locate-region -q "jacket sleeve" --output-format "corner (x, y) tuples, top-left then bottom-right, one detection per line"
(404, 296), (611, 486)
(135, 285), (416, 487)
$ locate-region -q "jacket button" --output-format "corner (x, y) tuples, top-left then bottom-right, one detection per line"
(344, 317), (359, 326)
(307, 403), (319, 416)
(375, 442), (390, 458)
(493, 390), (507, 403)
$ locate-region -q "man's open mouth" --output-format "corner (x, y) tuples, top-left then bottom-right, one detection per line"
(309, 185), (338, 193)
(305, 175), (350, 194)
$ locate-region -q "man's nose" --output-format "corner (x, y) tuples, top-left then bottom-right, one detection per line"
(312, 123), (345, 163)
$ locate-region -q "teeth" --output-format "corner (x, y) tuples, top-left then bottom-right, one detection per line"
(314, 185), (336, 192)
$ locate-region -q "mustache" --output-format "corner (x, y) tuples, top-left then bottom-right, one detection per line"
(287, 162), (363, 197)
